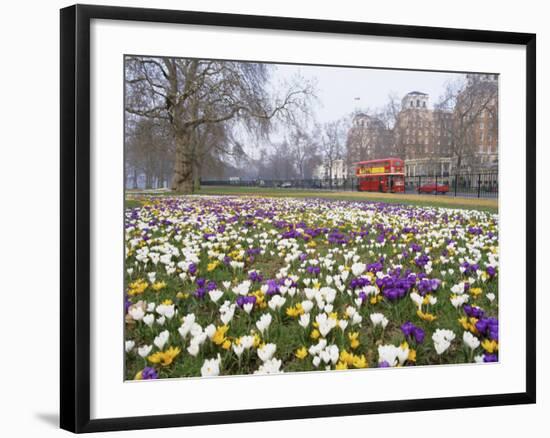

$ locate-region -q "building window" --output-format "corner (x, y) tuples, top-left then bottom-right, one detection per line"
(416, 99), (420, 107)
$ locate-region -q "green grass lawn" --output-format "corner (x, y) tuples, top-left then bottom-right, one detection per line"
(126, 185), (498, 212)
(203, 186), (498, 212)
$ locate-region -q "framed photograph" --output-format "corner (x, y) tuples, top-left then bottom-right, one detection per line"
(60, 4), (536, 433)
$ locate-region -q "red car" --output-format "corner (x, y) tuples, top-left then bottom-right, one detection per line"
(417, 183), (449, 194)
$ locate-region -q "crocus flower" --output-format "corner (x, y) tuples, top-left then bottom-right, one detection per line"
(463, 331), (480, 350)
(200, 354), (222, 377)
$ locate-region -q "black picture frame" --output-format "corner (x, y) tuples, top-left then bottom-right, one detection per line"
(60, 3), (536, 433)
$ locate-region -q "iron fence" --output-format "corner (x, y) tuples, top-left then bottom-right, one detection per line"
(202, 173), (498, 198)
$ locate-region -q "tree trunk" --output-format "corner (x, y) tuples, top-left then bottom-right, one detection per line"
(193, 160), (201, 192)
(171, 130), (194, 194)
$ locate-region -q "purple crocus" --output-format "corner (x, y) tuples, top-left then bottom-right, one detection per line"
(463, 304), (485, 319)
(265, 279), (280, 296)
(236, 295), (257, 308)
(400, 321), (425, 344)
(194, 287), (206, 299)
(141, 367), (158, 380)
(306, 265), (321, 276)
(476, 317), (499, 341)
(249, 271), (263, 283)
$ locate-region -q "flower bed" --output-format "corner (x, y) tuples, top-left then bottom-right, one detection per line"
(124, 196), (498, 380)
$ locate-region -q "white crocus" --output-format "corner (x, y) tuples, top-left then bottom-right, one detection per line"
(268, 295), (286, 311)
(239, 335), (255, 350)
(370, 313), (389, 328)
(125, 340), (135, 353)
(156, 303), (175, 319)
(255, 313), (272, 335)
(243, 302), (254, 314)
(200, 354), (222, 377)
(396, 343), (409, 365)
(301, 300), (314, 313)
(377, 345), (398, 367)
(142, 313), (155, 327)
(257, 343), (277, 362)
(410, 292), (423, 309)
(463, 331), (481, 350)
(298, 313), (310, 329)
(208, 289), (224, 303)
(450, 294), (469, 308)
(204, 324), (216, 340)
(178, 314), (196, 339)
(232, 343), (245, 357)
(187, 342), (200, 357)
(351, 263), (366, 277)
(451, 282), (466, 295)
(137, 345), (153, 358)
(154, 330), (170, 350)
(432, 329), (456, 355)
(316, 313), (337, 337)
(254, 358), (283, 374)
(351, 312), (363, 326)
(129, 307), (145, 321)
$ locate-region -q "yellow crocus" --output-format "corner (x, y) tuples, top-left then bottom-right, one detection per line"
(127, 279), (148, 296)
(352, 354), (368, 369)
(286, 303), (304, 317)
(207, 261), (219, 272)
(348, 332), (360, 350)
(212, 325), (230, 345)
(469, 287), (483, 299)
(416, 309), (437, 322)
(222, 339), (232, 350)
(295, 347), (308, 360)
(339, 350), (355, 367)
(148, 346), (181, 366)
(335, 361), (348, 370)
(151, 281), (166, 292)
(481, 339), (498, 353)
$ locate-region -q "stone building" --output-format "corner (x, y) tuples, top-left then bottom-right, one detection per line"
(346, 78), (498, 178)
(346, 112), (393, 164)
(313, 159), (348, 180)
(456, 74), (499, 172)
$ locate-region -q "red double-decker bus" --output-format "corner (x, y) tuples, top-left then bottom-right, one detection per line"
(355, 158), (405, 193)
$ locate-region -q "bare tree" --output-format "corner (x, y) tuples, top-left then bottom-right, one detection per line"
(125, 117), (174, 189)
(320, 119), (347, 188)
(286, 118), (321, 180)
(436, 77), (498, 172)
(125, 56), (314, 193)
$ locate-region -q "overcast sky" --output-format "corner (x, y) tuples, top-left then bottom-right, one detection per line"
(273, 63), (465, 123)
(240, 63), (467, 158)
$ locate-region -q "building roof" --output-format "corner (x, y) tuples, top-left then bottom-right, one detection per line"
(407, 91), (428, 96)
